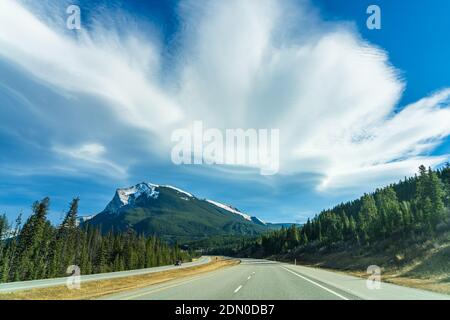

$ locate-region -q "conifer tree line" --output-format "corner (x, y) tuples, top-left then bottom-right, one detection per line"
(242, 165), (450, 257)
(0, 198), (193, 283)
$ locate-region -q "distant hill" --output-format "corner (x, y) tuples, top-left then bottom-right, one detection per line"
(86, 182), (269, 242)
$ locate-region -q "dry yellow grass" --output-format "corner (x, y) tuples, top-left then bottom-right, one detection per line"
(383, 276), (450, 295)
(0, 257), (239, 300)
(284, 237), (450, 296)
(341, 269), (450, 295)
(313, 264), (450, 296)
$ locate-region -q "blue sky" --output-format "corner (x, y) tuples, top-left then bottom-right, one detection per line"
(0, 0), (449, 224)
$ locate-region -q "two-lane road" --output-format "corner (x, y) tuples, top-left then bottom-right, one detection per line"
(102, 258), (450, 300)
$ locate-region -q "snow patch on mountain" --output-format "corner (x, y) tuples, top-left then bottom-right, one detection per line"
(117, 182), (159, 205)
(206, 199), (252, 221)
(162, 185), (193, 198)
(103, 182), (159, 213)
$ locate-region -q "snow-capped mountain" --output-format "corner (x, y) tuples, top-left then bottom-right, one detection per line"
(101, 182), (264, 224)
(87, 182), (267, 242)
(104, 182), (160, 213)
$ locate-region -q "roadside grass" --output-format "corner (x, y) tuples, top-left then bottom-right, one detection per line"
(0, 257), (239, 300)
(283, 232), (450, 295)
(381, 242), (450, 295)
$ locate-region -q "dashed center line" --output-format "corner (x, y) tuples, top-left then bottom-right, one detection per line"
(234, 273), (254, 294)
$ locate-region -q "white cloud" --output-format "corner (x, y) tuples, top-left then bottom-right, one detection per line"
(55, 143), (105, 160)
(0, 0), (182, 133)
(0, 0), (449, 191)
(53, 143), (127, 177)
(174, 0), (450, 190)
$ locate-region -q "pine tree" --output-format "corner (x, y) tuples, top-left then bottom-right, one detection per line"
(358, 194), (378, 244)
(427, 168), (446, 226)
(286, 225), (299, 248)
(13, 198), (50, 280)
(0, 214), (9, 282)
(348, 216), (358, 243)
(48, 198), (80, 277)
(415, 166), (446, 230)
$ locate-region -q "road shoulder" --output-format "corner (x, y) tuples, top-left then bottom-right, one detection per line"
(0, 257), (239, 300)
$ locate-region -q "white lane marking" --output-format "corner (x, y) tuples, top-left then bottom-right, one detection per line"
(234, 285), (243, 293)
(247, 276), (251, 280)
(281, 267), (349, 300)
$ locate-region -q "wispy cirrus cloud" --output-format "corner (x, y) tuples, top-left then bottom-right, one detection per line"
(0, 0), (449, 195)
(0, 0), (182, 133)
(53, 143), (128, 177)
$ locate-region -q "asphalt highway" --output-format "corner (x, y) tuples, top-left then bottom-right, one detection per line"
(102, 258), (450, 300)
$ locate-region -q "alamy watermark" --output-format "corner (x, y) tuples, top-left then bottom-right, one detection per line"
(66, 5), (81, 30)
(171, 121), (280, 175)
(366, 5), (381, 30)
(66, 265), (81, 290)
(366, 265), (381, 290)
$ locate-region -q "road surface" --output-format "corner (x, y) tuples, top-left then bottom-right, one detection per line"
(102, 258), (450, 300)
(0, 256), (211, 293)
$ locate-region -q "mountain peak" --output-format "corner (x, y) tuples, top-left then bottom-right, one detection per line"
(103, 182), (159, 213)
(117, 182), (159, 205)
(88, 181), (269, 241)
(98, 181), (267, 230)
